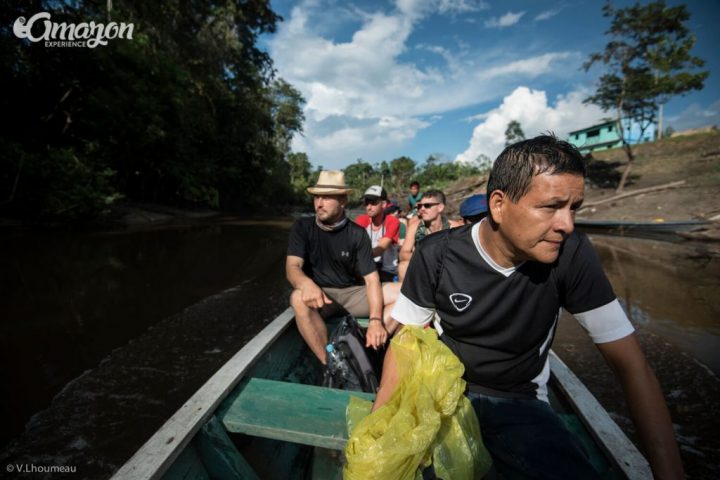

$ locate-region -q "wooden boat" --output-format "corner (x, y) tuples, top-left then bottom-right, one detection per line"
(575, 218), (710, 242)
(111, 308), (652, 479)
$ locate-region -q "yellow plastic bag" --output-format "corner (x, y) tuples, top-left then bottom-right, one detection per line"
(344, 327), (492, 480)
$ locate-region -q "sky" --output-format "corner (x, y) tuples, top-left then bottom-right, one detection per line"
(262, 0), (720, 171)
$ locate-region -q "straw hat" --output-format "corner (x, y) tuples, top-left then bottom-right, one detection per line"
(307, 170), (353, 195)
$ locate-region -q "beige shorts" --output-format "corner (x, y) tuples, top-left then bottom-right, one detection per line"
(320, 285), (369, 319)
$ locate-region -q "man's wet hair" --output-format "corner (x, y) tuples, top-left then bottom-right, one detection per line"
(487, 134), (586, 203)
(410, 181), (420, 188)
(421, 189), (446, 205)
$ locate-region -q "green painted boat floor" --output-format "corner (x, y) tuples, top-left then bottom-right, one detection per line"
(163, 317), (624, 480)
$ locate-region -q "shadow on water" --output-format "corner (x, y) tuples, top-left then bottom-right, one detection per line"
(0, 218), (293, 450)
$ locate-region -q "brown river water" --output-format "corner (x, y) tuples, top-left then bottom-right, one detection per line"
(0, 219), (718, 478)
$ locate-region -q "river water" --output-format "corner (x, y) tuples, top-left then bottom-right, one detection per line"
(1, 220), (718, 478)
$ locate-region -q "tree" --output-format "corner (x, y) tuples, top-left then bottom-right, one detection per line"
(271, 79), (305, 156)
(504, 120), (526, 146)
(416, 153), (481, 188)
(473, 154), (493, 173)
(0, 0), (306, 218)
(390, 156), (416, 187)
(287, 152), (312, 198)
(344, 159), (376, 193)
(583, 0), (707, 192)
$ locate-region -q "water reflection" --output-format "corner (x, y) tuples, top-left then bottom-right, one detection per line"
(0, 219), (292, 447)
(588, 235), (720, 375)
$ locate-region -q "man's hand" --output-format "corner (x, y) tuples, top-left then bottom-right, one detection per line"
(300, 281), (332, 309)
(366, 319), (388, 349)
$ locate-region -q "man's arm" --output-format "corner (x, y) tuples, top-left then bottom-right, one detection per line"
(372, 341), (399, 411)
(399, 218), (419, 262)
(596, 334), (684, 479)
(372, 237), (393, 257)
(286, 255), (331, 309)
(363, 270), (387, 349)
(371, 216), (400, 257)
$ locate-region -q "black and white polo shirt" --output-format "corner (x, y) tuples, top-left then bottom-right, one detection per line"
(392, 220), (634, 401)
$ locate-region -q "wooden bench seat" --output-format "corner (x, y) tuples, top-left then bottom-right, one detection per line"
(220, 377), (374, 450)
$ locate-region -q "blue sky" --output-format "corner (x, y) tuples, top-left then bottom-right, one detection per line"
(263, 0), (720, 170)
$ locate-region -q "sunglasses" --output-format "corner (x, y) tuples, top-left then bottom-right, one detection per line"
(417, 202), (439, 209)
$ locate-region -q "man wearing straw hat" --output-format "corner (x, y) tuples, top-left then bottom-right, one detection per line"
(286, 170), (387, 364)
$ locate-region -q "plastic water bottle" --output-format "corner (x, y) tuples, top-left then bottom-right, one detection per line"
(326, 343), (350, 379)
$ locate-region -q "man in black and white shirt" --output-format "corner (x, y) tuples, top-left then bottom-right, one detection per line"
(373, 136), (683, 479)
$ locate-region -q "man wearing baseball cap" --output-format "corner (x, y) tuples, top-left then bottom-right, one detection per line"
(355, 185), (400, 283)
(286, 171), (387, 364)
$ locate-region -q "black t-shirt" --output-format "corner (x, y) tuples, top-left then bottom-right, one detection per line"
(287, 216), (376, 288)
(397, 223), (619, 398)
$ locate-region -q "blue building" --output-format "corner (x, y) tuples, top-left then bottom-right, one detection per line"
(568, 119), (656, 154)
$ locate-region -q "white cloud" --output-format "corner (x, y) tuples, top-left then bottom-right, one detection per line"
(464, 112), (490, 123)
(268, 1), (579, 168)
(534, 8), (562, 21)
(480, 52), (574, 79)
(484, 11), (525, 28)
(292, 116), (431, 167)
(397, 0), (489, 19)
(666, 99), (720, 132)
(435, 0), (490, 14)
(455, 87), (607, 163)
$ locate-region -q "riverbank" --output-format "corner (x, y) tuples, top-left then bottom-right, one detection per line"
(442, 131), (720, 225)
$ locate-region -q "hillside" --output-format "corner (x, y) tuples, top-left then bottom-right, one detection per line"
(443, 131), (720, 223)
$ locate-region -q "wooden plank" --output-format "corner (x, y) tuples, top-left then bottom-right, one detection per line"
(549, 350), (652, 479)
(193, 416), (259, 480)
(111, 308), (296, 480)
(222, 378), (374, 450)
(159, 443), (209, 480)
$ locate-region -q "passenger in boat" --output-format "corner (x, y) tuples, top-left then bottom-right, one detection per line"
(406, 181), (422, 218)
(373, 136), (684, 479)
(459, 193), (488, 225)
(286, 171), (387, 364)
(354, 185), (400, 283)
(399, 189), (458, 280)
(381, 190), (459, 334)
(384, 201), (406, 248)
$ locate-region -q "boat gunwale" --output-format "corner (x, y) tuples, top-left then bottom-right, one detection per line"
(111, 307), (296, 480)
(549, 350), (652, 479)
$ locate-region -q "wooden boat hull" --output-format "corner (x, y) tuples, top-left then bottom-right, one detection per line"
(112, 308), (651, 479)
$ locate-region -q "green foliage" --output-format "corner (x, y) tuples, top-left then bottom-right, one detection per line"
(341, 153), (481, 204)
(416, 154), (482, 189)
(0, 0), (305, 219)
(504, 120), (526, 146)
(345, 159), (376, 186)
(287, 152), (313, 199)
(390, 156), (416, 186)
